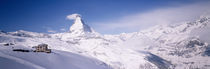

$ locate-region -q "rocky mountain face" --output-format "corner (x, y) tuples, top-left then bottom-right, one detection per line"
(0, 15), (210, 69)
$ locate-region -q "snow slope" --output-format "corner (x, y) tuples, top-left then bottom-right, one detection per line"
(115, 16), (210, 69)
(0, 15), (210, 69)
(0, 31), (159, 69)
(0, 45), (109, 69)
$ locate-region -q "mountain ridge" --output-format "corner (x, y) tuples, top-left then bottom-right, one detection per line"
(0, 15), (210, 69)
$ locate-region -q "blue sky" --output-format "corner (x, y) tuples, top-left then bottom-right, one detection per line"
(0, 0), (209, 34)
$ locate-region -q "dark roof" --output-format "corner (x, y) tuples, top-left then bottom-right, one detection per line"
(38, 44), (48, 46)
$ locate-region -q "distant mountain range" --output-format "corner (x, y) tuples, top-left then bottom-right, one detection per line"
(0, 14), (210, 69)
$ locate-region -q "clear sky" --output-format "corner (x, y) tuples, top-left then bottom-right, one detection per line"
(0, 0), (209, 34)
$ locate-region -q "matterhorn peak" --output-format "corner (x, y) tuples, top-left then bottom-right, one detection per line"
(67, 13), (93, 35)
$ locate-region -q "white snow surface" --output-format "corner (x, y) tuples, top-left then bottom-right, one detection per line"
(0, 15), (210, 69)
(0, 46), (109, 69)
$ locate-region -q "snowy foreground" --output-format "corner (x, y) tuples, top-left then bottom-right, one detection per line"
(0, 14), (210, 69)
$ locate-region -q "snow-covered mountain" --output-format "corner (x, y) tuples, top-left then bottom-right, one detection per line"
(53, 14), (100, 41)
(120, 16), (210, 69)
(69, 14), (93, 34)
(0, 14), (210, 69)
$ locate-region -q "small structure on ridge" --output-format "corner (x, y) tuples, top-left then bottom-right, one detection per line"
(32, 44), (51, 53)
